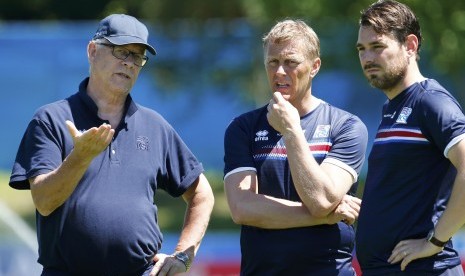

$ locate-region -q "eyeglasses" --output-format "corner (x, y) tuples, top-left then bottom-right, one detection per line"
(96, 43), (149, 67)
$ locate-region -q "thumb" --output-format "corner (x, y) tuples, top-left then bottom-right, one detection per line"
(273, 91), (284, 102)
(65, 120), (80, 138)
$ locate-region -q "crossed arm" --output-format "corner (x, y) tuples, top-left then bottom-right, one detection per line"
(266, 92), (359, 217)
(224, 170), (360, 229)
(224, 92), (362, 229)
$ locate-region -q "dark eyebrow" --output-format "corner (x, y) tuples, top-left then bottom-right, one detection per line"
(356, 40), (385, 49)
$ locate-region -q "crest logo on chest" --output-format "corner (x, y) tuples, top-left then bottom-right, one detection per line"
(396, 107), (412, 124)
(313, 125), (330, 138)
(136, 136), (149, 150)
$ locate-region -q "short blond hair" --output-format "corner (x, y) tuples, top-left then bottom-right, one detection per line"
(262, 19), (320, 60)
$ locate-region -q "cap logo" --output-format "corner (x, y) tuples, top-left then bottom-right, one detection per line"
(94, 28), (108, 38)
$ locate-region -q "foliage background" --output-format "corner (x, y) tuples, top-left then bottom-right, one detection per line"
(0, 0), (464, 232)
(1, 0), (464, 104)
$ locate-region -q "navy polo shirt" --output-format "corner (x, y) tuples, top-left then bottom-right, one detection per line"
(9, 78), (204, 275)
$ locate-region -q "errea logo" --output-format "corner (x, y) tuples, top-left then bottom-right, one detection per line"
(255, 130), (269, 142)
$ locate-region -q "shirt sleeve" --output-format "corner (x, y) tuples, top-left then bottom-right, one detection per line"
(223, 116), (257, 179)
(419, 91), (465, 158)
(10, 117), (65, 190)
(323, 115), (368, 182)
(156, 123), (204, 197)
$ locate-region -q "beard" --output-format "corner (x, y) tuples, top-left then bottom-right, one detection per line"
(365, 57), (408, 91)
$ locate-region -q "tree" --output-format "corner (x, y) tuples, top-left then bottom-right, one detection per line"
(1, 0), (463, 103)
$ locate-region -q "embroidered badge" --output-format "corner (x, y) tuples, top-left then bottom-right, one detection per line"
(313, 125), (330, 138)
(396, 107), (412, 124)
(136, 136), (149, 151)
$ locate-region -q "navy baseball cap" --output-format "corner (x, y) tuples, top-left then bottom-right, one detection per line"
(93, 14), (156, 55)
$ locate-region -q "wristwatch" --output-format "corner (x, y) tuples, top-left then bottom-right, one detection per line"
(174, 251), (192, 272)
(427, 229), (449, 248)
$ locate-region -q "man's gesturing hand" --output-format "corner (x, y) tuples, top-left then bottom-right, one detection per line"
(65, 120), (115, 161)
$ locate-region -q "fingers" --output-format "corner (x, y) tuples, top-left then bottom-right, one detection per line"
(347, 197), (361, 213)
(150, 253), (167, 276)
(342, 217), (355, 225)
(327, 196), (361, 225)
(342, 194), (361, 206)
(400, 258), (412, 271)
(97, 124), (115, 145)
(388, 244), (414, 271)
(267, 92), (281, 112)
(343, 208), (358, 225)
(340, 206), (357, 224)
(66, 121), (114, 142)
(267, 93), (300, 134)
(348, 195), (362, 206)
(341, 196), (361, 211)
(387, 239), (440, 271)
(339, 196), (361, 221)
(65, 120), (81, 138)
(67, 122), (115, 159)
(389, 249), (413, 271)
(388, 242), (407, 264)
(80, 124), (113, 148)
(150, 253), (186, 276)
(272, 91), (283, 102)
(342, 196), (361, 216)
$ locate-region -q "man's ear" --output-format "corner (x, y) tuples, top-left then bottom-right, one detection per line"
(405, 34), (419, 58)
(310, 57), (321, 78)
(87, 41), (97, 60)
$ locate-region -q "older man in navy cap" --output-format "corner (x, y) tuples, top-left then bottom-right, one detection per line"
(9, 14), (214, 276)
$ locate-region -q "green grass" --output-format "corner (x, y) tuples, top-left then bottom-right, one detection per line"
(155, 170), (238, 232)
(0, 170), (36, 228)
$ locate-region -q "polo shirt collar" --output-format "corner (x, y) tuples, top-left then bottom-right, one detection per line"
(77, 77), (138, 120)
